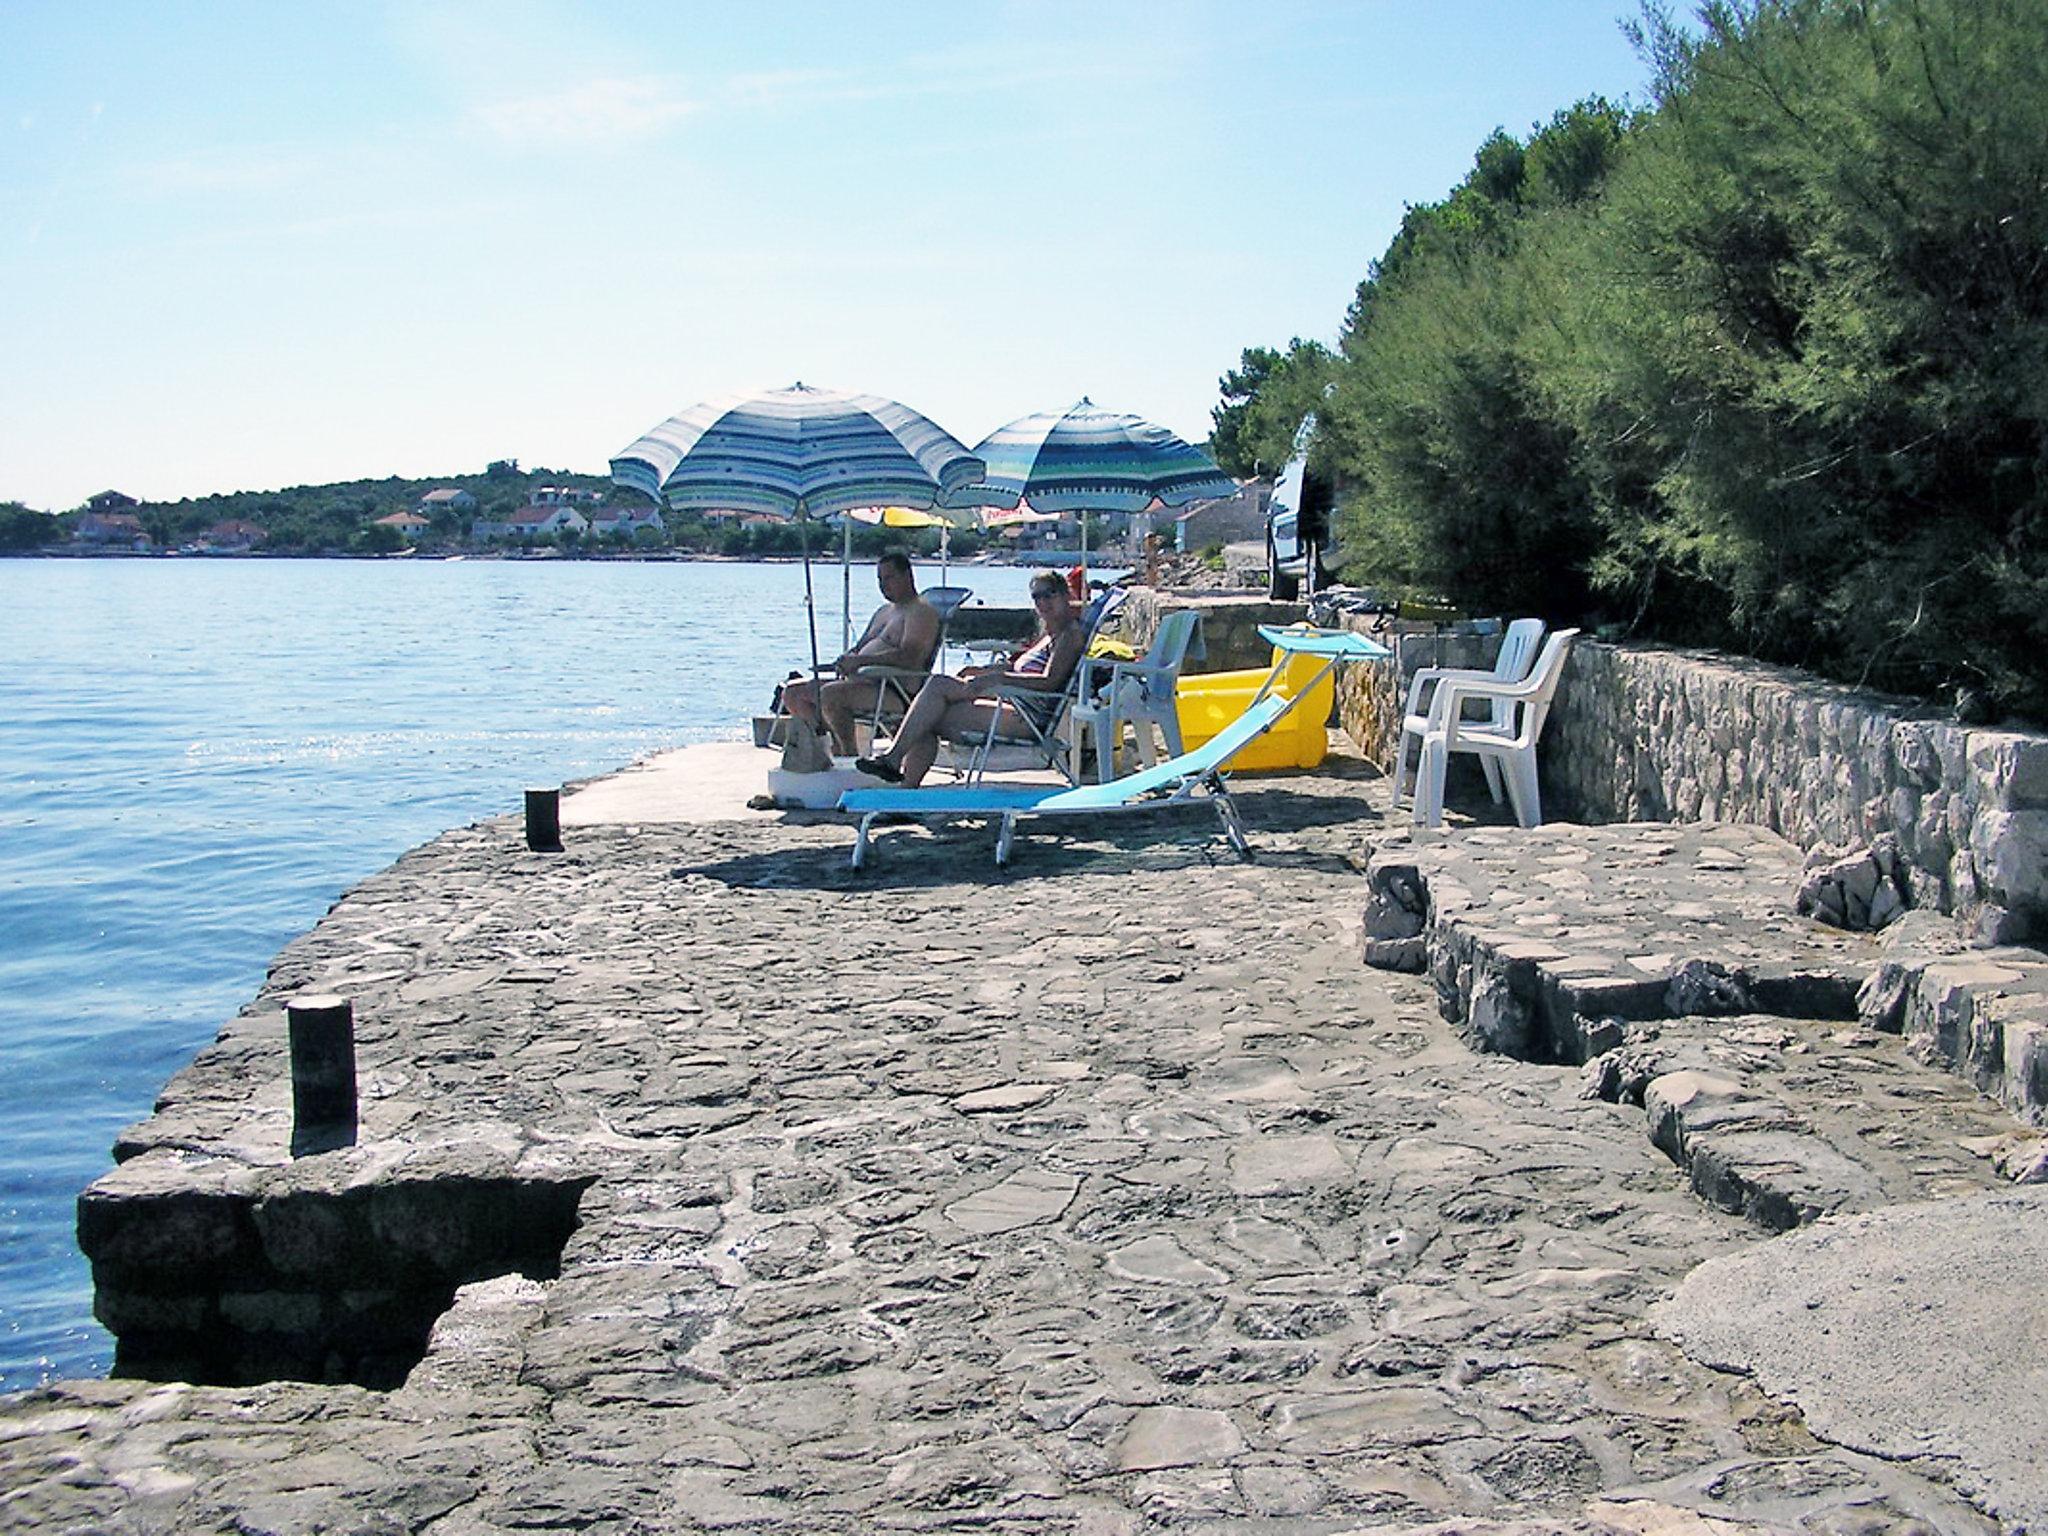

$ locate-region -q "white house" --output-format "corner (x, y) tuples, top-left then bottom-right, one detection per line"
(506, 505), (589, 539)
(418, 487), (477, 513)
(374, 511), (433, 542)
(589, 503), (666, 540)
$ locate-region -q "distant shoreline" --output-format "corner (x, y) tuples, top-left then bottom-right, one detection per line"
(1, 548), (1132, 567)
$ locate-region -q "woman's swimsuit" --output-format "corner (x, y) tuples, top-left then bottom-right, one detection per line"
(1014, 633), (1056, 675)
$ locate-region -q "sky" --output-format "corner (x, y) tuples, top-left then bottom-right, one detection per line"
(1, 1), (1653, 511)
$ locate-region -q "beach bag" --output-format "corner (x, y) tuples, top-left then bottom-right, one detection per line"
(778, 715), (833, 774)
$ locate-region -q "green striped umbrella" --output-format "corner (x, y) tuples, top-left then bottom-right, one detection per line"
(611, 383), (984, 679)
(969, 398), (1234, 512)
(966, 398), (1237, 564)
(610, 382), (984, 520)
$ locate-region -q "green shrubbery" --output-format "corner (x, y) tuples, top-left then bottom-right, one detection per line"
(0, 503), (61, 551)
(1222, 0), (2048, 718)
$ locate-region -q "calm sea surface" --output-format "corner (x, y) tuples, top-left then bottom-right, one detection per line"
(0, 555), (1064, 1392)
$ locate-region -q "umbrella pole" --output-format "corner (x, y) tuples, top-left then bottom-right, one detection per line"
(842, 517), (853, 651)
(798, 499), (823, 687)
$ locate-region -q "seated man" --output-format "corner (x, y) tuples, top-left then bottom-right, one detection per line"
(780, 552), (940, 757)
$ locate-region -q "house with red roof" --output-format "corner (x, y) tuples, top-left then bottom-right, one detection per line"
(374, 511), (432, 542)
(202, 519), (266, 551)
(74, 511), (149, 548)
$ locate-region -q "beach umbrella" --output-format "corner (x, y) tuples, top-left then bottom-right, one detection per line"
(967, 398), (1237, 567)
(611, 382), (984, 678)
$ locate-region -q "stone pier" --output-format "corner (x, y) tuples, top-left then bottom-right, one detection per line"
(3, 742), (2045, 1534)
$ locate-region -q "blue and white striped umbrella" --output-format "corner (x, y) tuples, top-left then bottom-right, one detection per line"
(967, 398), (1237, 515)
(610, 382), (984, 520)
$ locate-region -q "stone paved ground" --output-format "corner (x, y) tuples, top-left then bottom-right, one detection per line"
(0, 756), (2034, 1534)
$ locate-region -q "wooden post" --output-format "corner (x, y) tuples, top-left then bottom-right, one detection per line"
(525, 787), (562, 852)
(287, 994), (357, 1153)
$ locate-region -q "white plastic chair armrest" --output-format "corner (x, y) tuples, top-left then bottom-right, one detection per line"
(1428, 673), (1544, 737)
(1403, 664), (1510, 719)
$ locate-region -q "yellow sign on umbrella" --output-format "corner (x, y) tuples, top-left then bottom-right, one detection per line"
(846, 505), (956, 530)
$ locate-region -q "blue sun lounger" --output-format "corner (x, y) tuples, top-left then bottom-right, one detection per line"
(838, 691), (1296, 869)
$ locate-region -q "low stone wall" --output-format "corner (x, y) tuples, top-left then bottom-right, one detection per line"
(1114, 588), (1309, 674)
(1542, 644), (2048, 946)
(1321, 622), (2048, 946)
(949, 604), (1035, 645)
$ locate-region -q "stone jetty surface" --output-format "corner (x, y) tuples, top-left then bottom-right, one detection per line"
(4, 743), (2045, 1534)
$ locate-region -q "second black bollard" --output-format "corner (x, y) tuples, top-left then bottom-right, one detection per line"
(525, 787), (563, 852)
(287, 993), (358, 1154)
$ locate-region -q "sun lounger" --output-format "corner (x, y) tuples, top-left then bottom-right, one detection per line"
(838, 691), (1295, 868)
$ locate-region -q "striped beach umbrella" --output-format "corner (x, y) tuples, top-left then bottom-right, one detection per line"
(611, 384), (984, 680)
(969, 398), (1237, 514)
(610, 383), (984, 521)
(967, 398), (1237, 564)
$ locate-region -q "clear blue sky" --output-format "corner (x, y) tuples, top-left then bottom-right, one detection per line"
(1, 1), (1651, 510)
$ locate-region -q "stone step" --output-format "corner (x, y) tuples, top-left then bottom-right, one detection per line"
(1581, 1013), (2024, 1230)
(1363, 822), (1872, 1065)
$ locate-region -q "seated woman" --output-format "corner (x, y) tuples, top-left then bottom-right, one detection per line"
(855, 571), (1084, 788)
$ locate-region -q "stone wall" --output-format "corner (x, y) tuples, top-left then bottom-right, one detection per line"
(1114, 589), (1311, 674)
(1542, 644), (2048, 946)
(1324, 623), (2048, 947)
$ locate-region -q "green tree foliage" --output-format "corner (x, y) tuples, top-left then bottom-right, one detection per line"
(0, 502), (63, 551)
(1209, 341), (1336, 477)
(355, 521), (405, 555)
(1209, 347), (1282, 476)
(1324, 98), (1629, 622)
(1228, 0), (2048, 716)
(1589, 0), (2048, 711)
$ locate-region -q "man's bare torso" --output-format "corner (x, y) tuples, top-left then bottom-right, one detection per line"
(860, 596), (936, 663)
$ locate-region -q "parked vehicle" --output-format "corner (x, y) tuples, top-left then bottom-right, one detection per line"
(1265, 419), (1340, 600)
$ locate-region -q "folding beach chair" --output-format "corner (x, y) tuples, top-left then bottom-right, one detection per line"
(849, 584), (975, 745)
(943, 587), (1129, 784)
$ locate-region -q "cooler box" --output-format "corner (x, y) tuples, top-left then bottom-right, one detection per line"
(1173, 649), (1332, 771)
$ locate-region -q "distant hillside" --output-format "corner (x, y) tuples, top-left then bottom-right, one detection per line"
(106, 463), (622, 554)
(3, 463), (985, 560)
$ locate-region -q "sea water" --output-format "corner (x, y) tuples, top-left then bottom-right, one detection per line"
(0, 556), (1069, 1391)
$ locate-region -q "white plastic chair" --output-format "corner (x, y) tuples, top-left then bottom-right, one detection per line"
(1069, 609), (1204, 783)
(1392, 617), (1545, 815)
(1410, 628), (1579, 828)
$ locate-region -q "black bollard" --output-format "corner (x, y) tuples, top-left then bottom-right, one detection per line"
(525, 787), (563, 852)
(287, 993), (358, 1155)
